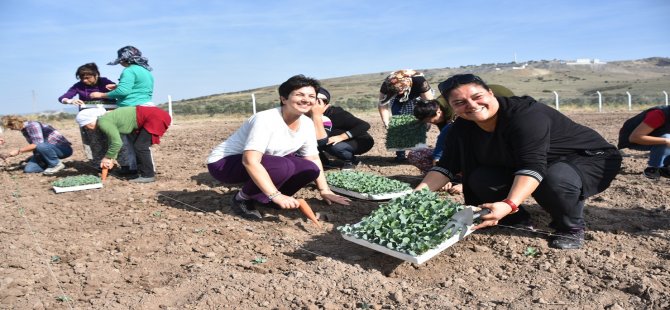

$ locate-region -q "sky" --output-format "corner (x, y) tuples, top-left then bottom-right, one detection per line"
(0, 0), (668, 115)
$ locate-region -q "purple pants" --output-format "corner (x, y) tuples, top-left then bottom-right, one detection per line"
(208, 153), (320, 203)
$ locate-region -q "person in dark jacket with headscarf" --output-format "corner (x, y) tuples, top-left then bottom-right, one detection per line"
(415, 74), (622, 250)
(308, 87), (374, 170)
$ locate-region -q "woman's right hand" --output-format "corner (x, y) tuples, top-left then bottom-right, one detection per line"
(271, 194), (300, 209)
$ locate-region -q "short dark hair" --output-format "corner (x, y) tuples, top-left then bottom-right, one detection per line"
(413, 99), (440, 121)
(76, 63), (100, 80)
(277, 75), (320, 105)
(437, 74), (490, 99)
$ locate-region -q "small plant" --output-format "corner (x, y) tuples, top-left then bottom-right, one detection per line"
(152, 211), (163, 218)
(55, 295), (71, 302)
(52, 175), (101, 187)
(251, 257), (267, 265)
(194, 228), (206, 235)
(18, 207), (24, 216)
(524, 246), (539, 257)
(51, 255), (61, 263)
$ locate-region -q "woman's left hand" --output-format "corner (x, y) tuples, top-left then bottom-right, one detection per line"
(327, 135), (347, 145)
(473, 201), (514, 230)
(100, 157), (115, 169)
(319, 190), (351, 206)
(90, 92), (103, 99)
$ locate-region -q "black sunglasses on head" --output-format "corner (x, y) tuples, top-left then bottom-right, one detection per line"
(437, 74), (485, 96)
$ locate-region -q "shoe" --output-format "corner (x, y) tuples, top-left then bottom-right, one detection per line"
(550, 229), (585, 249)
(643, 167), (661, 179)
(341, 161), (357, 170)
(498, 205), (533, 229)
(43, 162), (65, 175)
(129, 176), (155, 183)
(230, 194), (263, 220)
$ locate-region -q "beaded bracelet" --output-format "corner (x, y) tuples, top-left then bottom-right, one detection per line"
(267, 191), (282, 200)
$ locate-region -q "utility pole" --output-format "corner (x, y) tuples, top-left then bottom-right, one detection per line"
(32, 90), (37, 114)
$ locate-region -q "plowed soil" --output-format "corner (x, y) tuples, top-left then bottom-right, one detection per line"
(1, 111), (668, 309)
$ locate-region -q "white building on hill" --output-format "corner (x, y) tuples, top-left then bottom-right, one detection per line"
(567, 58), (607, 65)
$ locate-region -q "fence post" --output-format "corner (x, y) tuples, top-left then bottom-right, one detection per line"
(167, 95), (173, 124)
(251, 93), (257, 115)
(597, 91), (602, 112)
(664, 91), (668, 106)
(626, 91), (631, 111)
(553, 91), (559, 110)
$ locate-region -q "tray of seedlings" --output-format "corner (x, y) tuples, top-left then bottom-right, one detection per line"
(338, 189), (486, 264)
(52, 175), (103, 193)
(385, 114), (428, 151)
(326, 170), (413, 201)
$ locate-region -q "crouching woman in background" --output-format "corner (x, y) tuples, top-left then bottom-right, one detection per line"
(207, 75), (350, 220)
(75, 106), (171, 183)
(1, 115), (72, 174)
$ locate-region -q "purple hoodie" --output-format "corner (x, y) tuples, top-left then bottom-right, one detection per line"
(58, 77), (117, 103)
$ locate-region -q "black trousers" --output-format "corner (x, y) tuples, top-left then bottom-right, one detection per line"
(467, 162), (586, 231)
(128, 128), (154, 178)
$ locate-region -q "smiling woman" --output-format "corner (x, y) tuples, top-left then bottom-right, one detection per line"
(206, 75), (351, 220)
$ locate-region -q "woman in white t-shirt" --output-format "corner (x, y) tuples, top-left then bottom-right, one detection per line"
(207, 75), (350, 219)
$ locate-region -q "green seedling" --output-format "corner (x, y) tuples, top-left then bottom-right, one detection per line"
(326, 170), (411, 195)
(18, 207), (25, 216)
(152, 211), (163, 218)
(194, 228), (206, 235)
(55, 295), (71, 302)
(385, 114), (427, 149)
(251, 257), (267, 265)
(51, 255), (61, 263)
(52, 175), (101, 187)
(524, 246), (539, 257)
(338, 189), (463, 256)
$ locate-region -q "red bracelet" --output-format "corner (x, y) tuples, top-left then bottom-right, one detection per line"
(502, 199), (518, 214)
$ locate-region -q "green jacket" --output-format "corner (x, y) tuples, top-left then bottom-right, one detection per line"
(106, 64), (154, 107)
(98, 107), (138, 159)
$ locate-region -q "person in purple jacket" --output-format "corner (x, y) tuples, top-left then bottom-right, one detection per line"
(58, 63), (127, 170)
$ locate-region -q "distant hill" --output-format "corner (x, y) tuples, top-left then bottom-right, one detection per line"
(162, 57), (670, 115)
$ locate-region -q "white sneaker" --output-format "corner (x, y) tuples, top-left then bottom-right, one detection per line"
(43, 162), (65, 175)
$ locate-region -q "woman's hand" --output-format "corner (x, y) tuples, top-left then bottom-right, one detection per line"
(90, 92), (104, 99)
(319, 189), (351, 205)
(473, 201), (514, 230)
(100, 157), (115, 169)
(327, 134), (347, 145)
(8, 149), (20, 157)
(271, 194), (300, 209)
(106, 84), (117, 91)
(439, 182), (462, 195)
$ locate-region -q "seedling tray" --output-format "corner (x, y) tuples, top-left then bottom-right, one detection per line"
(341, 221), (475, 264)
(386, 143), (428, 152)
(53, 183), (103, 193)
(329, 185), (412, 201)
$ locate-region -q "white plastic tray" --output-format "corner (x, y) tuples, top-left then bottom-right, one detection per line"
(386, 143), (428, 152)
(341, 223), (475, 264)
(53, 183), (103, 193)
(329, 185), (412, 201)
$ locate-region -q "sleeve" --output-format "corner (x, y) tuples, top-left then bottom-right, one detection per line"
(58, 83), (79, 103)
(298, 117), (319, 156)
(413, 76), (431, 93)
(506, 112), (550, 182)
(98, 117), (123, 159)
(642, 109), (666, 129)
(431, 121), (462, 181)
(106, 68), (136, 99)
(24, 122), (45, 144)
(242, 114), (272, 153)
(334, 108), (370, 137)
(432, 123), (451, 160)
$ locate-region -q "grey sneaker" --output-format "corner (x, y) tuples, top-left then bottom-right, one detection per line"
(129, 176), (156, 183)
(43, 162), (65, 175)
(230, 194), (263, 220)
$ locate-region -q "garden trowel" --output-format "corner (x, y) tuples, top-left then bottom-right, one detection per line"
(441, 206), (491, 239)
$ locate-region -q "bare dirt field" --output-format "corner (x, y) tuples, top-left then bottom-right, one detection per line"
(1, 111), (669, 309)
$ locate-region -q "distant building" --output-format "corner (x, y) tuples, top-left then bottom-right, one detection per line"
(567, 58), (607, 65)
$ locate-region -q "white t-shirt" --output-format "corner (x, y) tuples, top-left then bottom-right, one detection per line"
(207, 107), (319, 163)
